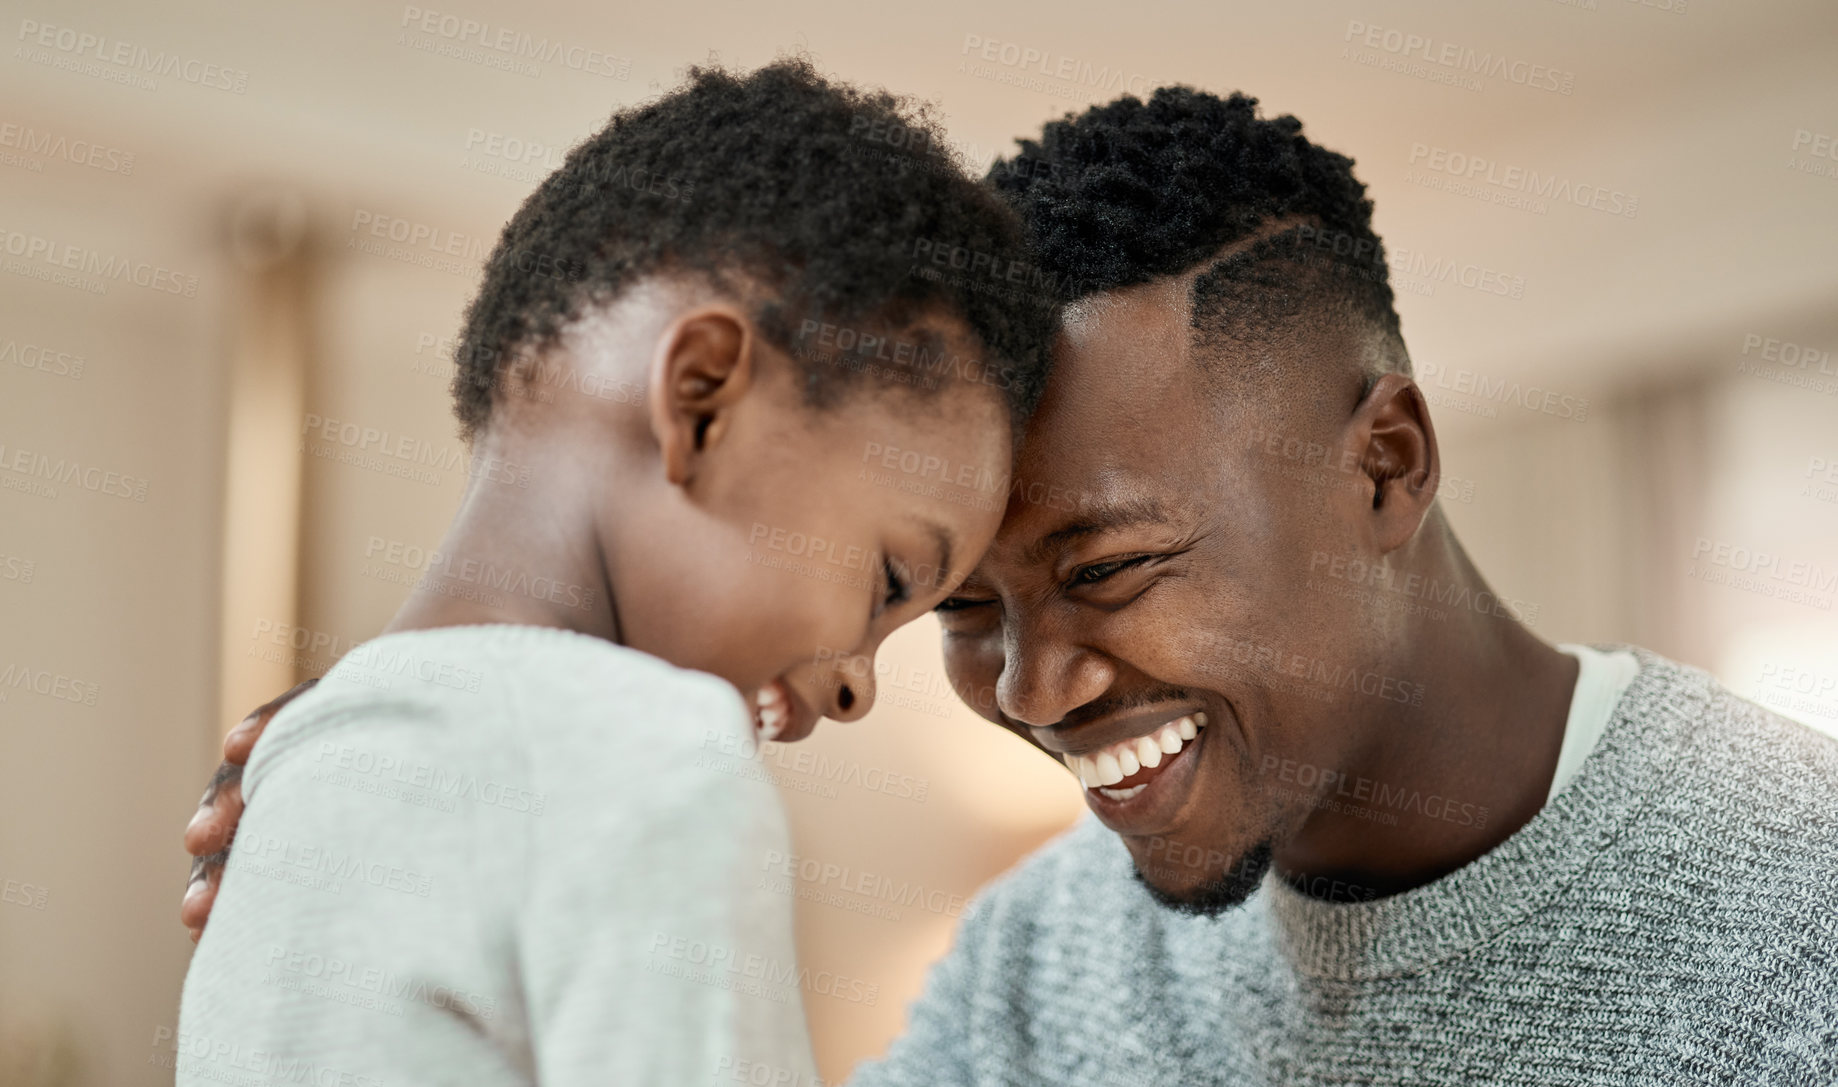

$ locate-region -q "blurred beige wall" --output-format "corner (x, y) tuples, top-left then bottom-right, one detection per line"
(2, 1), (1835, 1084)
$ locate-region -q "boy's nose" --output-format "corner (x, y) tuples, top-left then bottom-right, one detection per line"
(819, 654), (877, 722)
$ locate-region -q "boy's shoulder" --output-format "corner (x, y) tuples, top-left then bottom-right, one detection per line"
(250, 625), (754, 796)
(334, 623), (742, 725)
(338, 622), (736, 699)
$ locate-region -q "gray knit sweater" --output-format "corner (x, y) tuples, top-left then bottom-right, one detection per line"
(851, 650), (1838, 1086)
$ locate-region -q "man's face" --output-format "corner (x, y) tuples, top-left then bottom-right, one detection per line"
(934, 277), (1388, 911)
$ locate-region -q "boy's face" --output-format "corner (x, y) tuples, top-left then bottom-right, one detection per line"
(586, 302), (1015, 745)
(701, 374), (1013, 742)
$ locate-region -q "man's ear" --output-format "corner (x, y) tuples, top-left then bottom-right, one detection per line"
(646, 306), (754, 486)
(1347, 372), (1440, 553)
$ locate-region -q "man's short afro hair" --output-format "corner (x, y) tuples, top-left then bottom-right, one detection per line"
(987, 87), (1406, 374)
(451, 57), (1056, 441)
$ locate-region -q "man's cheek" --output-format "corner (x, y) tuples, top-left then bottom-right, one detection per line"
(940, 637), (1005, 726)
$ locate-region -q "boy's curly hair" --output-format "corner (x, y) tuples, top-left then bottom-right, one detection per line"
(452, 58), (1057, 440)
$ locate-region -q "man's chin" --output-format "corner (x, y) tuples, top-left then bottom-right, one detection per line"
(1131, 840), (1274, 918)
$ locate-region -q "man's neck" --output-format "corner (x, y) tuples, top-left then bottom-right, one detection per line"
(1274, 523), (1579, 900)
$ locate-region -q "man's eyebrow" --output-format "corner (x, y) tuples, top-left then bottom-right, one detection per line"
(1024, 495), (1171, 566)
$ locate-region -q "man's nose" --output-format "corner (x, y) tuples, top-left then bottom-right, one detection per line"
(995, 612), (1111, 729)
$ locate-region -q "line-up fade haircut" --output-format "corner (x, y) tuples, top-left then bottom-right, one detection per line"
(450, 58), (1057, 442)
(986, 87), (1409, 384)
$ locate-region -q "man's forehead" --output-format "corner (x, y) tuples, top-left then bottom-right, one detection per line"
(1056, 216), (1317, 350)
(984, 472), (1180, 571)
(1056, 277), (1192, 355)
(980, 284), (1207, 564)
(1016, 297), (1204, 480)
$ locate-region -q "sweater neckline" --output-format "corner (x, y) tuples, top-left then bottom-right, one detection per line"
(1263, 647), (1709, 981)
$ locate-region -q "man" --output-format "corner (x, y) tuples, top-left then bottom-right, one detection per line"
(185, 87), (1838, 1084)
(845, 87), (1838, 1085)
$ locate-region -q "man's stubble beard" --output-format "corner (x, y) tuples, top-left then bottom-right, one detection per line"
(1132, 839), (1276, 917)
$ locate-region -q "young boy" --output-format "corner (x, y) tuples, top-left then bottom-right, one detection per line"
(175, 60), (1054, 1086)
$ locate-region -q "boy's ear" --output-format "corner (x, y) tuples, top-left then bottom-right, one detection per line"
(646, 306), (755, 486)
(1347, 371), (1440, 553)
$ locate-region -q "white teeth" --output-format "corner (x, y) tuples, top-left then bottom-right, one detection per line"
(1068, 712), (1208, 794)
(755, 685), (789, 741)
(1097, 783), (1147, 801)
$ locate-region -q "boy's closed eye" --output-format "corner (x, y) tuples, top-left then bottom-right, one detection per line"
(879, 556), (909, 614)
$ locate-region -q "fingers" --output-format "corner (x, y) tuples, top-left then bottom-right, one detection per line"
(223, 679), (318, 766)
(181, 856), (224, 942)
(221, 715), (261, 768)
(183, 680), (315, 941)
(183, 763), (243, 858)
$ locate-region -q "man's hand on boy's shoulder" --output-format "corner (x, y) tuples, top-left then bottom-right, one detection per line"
(179, 680), (317, 942)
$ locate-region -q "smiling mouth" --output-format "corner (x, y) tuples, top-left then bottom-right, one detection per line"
(1062, 712), (1208, 800)
(753, 679), (793, 740)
